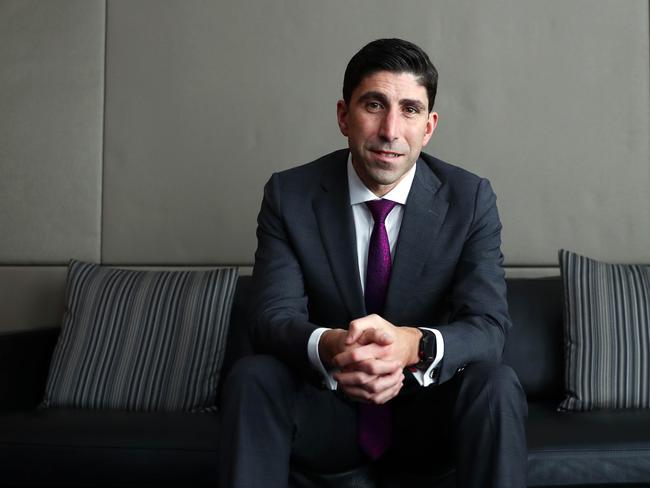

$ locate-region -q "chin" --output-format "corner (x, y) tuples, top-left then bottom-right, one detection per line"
(372, 164), (403, 179)
(368, 171), (401, 187)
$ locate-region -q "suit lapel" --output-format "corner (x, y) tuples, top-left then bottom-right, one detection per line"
(384, 159), (449, 321)
(313, 152), (366, 319)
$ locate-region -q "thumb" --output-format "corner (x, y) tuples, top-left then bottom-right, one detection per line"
(345, 319), (369, 345)
(357, 328), (394, 346)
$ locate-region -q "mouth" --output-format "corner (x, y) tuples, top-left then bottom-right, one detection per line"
(370, 149), (403, 159)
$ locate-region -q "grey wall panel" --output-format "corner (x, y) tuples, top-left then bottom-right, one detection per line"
(102, 0), (344, 264)
(429, 1), (650, 265)
(0, 0), (105, 264)
(100, 0), (465, 264)
(0, 267), (67, 332)
(102, 0), (649, 266)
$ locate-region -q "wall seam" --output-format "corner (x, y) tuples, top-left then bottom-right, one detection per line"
(99, 0), (108, 264)
(3, 262), (649, 268)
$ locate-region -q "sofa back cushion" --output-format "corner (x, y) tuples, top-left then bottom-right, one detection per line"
(223, 276), (566, 402)
(503, 277), (565, 401)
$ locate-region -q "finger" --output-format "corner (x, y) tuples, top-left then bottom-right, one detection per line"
(333, 369), (377, 387)
(346, 314), (387, 344)
(357, 328), (394, 346)
(343, 376), (404, 404)
(353, 358), (402, 376)
(332, 343), (389, 368)
(339, 384), (372, 403)
(372, 379), (404, 405)
(364, 368), (404, 395)
(342, 368), (403, 401)
(345, 317), (373, 345)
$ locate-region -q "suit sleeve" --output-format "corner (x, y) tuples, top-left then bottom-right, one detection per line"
(434, 178), (511, 384)
(248, 173), (320, 371)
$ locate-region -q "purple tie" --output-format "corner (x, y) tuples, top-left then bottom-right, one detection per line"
(358, 199), (397, 460)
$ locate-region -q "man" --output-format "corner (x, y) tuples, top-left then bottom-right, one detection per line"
(219, 38), (527, 487)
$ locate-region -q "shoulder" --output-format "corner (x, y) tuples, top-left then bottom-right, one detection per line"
(274, 149), (347, 181)
(266, 149), (348, 195)
(418, 152), (497, 212)
(419, 152), (485, 188)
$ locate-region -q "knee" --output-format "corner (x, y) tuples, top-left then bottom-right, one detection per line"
(221, 355), (296, 399)
(463, 362), (519, 390)
(460, 362), (527, 413)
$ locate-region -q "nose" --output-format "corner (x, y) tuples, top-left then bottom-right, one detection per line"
(378, 108), (400, 142)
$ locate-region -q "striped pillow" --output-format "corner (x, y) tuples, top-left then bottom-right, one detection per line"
(559, 250), (650, 411)
(43, 260), (238, 412)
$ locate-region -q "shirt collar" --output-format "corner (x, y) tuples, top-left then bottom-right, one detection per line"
(347, 152), (416, 206)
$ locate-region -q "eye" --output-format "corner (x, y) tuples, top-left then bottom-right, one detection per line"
(366, 101), (383, 112)
(404, 106), (420, 116)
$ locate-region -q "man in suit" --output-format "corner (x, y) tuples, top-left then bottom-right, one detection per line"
(219, 38), (527, 487)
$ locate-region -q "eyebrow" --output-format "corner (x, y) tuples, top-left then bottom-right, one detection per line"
(357, 91), (427, 112)
(400, 98), (427, 112)
(357, 91), (389, 105)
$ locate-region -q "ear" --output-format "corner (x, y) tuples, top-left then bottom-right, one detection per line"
(422, 111), (438, 146)
(336, 100), (349, 137)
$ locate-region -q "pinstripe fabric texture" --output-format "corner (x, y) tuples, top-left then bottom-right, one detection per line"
(559, 249), (650, 411)
(43, 260), (238, 412)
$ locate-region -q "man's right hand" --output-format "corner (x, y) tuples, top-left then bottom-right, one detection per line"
(318, 329), (349, 367)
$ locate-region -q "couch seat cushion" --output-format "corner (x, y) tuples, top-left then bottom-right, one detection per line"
(527, 402), (650, 486)
(0, 408), (219, 487)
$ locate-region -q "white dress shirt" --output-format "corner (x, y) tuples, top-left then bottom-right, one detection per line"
(307, 155), (444, 389)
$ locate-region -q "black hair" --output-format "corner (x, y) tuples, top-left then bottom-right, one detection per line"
(343, 38), (438, 112)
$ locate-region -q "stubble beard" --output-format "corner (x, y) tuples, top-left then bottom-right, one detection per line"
(360, 159), (416, 195)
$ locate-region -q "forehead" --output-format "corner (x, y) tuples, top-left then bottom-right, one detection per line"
(352, 70), (428, 103)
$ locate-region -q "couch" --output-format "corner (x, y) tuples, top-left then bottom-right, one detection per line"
(1, 275), (650, 487)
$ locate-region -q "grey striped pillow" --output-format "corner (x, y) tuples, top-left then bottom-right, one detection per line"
(43, 260), (238, 412)
(559, 250), (650, 411)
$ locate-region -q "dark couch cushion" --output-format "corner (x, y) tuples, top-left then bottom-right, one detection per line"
(527, 402), (650, 486)
(503, 277), (564, 401)
(0, 327), (59, 411)
(0, 408), (219, 487)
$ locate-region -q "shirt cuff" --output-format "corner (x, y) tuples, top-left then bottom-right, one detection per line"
(307, 327), (338, 390)
(410, 327), (445, 387)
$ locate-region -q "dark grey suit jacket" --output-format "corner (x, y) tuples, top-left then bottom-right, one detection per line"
(249, 149), (511, 385)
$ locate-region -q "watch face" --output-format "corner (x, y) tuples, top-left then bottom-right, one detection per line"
(417, 330), (436, 369)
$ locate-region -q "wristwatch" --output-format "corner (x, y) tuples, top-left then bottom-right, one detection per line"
(414, 328), (437, 370)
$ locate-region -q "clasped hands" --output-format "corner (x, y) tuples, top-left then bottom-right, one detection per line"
(319, 315), (422, 405)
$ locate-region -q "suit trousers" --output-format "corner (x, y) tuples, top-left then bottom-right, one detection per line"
(218, 355), (528, 488)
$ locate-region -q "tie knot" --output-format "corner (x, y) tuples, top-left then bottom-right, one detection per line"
(365, 199), (397, 224)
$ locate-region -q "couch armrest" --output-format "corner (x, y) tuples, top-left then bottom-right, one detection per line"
(0, 327), (59, 411)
